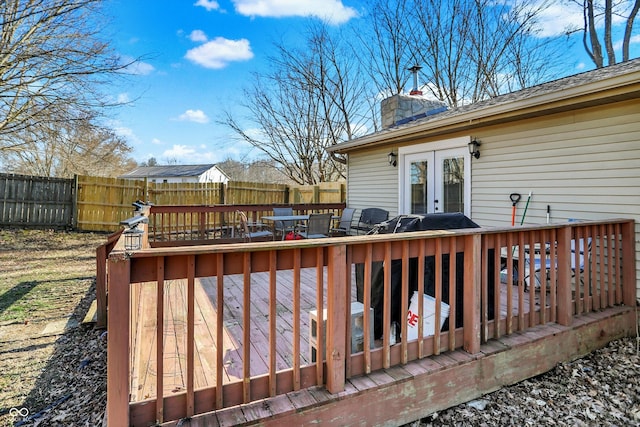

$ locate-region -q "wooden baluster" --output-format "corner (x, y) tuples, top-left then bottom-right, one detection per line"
(186, 255), (195, 417)
(156, 257), (165, 423)
(463, 233), (481, 354)
(216, 254), (224, 409)
(556, 226), (573, 326)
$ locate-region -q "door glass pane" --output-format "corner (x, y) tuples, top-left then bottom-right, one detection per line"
(410, 161), (428, 214)
(441, 156), (464, 213)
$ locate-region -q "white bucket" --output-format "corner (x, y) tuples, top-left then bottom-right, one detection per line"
(406, 291), (450, 340)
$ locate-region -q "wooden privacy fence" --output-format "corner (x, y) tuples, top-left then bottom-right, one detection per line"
(77, 176), (345, 232)
(105, 219), (636, 426)
(0, 173), (346, 231)
(0, 173), (75, 228)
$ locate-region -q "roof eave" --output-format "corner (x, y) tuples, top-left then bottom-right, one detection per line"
(328, 69), (640, 154)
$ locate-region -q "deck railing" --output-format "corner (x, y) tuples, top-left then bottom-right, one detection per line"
(147, 203), (346, 244)
(105, 219), (636, 426)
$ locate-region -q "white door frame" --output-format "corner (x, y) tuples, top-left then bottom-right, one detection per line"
(398, 136), (472, 216)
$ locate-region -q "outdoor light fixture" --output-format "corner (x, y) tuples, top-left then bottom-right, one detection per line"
(468, 139), (481, 159)
(120, 214), (149, 251)
(123, 226), (145, 251)
(388, 151), (397, 167)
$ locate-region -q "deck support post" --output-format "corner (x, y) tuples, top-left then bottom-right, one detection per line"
(106, 254), (131, 427)
(96, 243), (107, 329)
(463, 234), (481, 354)
(556, 226), (573, 326)
(326, 244), (347, 393)
(621, 220), (637, 306)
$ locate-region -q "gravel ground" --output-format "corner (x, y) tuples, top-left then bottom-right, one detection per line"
(411, 336), (640, 427)
(0, 295), (107, 427)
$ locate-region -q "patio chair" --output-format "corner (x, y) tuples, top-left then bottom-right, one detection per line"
(272, 207), (296, 239)
(524, 237), (591, 291)
(353, 208), (389, 234)
(297, 213), (332, 239)
(236, 211), (273, 242)
(330, 208), (356, 236)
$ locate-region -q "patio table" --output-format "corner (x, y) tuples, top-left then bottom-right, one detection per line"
(262, 214), (340, 239)
(262, 215), (310, 239)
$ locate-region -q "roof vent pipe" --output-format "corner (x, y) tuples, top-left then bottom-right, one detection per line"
(408, 64), (423, 95)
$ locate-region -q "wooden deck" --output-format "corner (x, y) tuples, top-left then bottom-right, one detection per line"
(105, 219), (637, 427)
(132, 268), (322, 401)
(129, 267), (540, 403)
(129, 275), (636, 427)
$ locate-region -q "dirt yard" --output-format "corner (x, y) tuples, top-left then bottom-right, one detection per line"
(0, 229), (107, 427)
(0, 229), (638, 427)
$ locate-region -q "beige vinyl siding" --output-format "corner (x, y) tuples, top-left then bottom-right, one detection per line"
(470, 99), (640, 300)
(346, 98), (640, 300)
(470, 100), (639, 226)
(346, 146), (399, 219)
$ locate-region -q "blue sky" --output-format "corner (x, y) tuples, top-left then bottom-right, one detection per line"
(106, 0), (639, 165)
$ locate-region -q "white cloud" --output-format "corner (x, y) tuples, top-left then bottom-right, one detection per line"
(529, 2), (584, 38)
(614, 34), (640, 50)
(161, 145), (218, 163)
(185, 37), (253, 69)
(242, 127), (266, 141)
(151, 138), (163, 145)
(177, 109), (210, 123)
(113, 126), (142, 145)
(194, 0), (219, 11)
(121, 56), (155, 75)
(232, 0), (358, 25)
(527, 0), (636, 38)
(163, 144), (197, 158)
(189, 29), (208, 42)
(117, 93), (130, 103)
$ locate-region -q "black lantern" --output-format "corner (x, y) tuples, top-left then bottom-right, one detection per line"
(468, 139), (481, 159)
(388, 151), (397, 167)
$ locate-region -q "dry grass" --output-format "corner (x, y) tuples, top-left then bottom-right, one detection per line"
(0, 229), (107, 426)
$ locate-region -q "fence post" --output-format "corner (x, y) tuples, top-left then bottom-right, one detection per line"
(326, 244), (347, 393)
(556, 225), (573, 326)
(107, 253), (131, 427)
(463, 234), (481, 354)
(621, 220), (637, 306)
(313, 186), (320, 204)
(72, 174), (79, 230)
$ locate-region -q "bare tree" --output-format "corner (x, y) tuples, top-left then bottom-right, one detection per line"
(0, 112), (136, 177)
(570, 0), (640, 68)
(355, 0), (413, 97)
(223, 23), (369, 185)
(403, 0), (561, 107)
(217, 158), (292, 184)
(0, 0), (135, 168)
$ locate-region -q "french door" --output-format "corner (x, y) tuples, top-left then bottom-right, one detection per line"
(401, 146), (470, 216)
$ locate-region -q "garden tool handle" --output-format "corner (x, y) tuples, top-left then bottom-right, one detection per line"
(510, 193), (521, 226)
